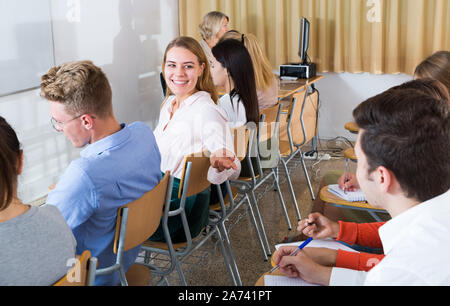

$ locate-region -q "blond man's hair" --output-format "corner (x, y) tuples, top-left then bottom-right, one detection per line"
(40, 60), (113, 118)
(162, 36), (218, 104)
(220, 31), (275, 91)
(198, 11), (229, 41)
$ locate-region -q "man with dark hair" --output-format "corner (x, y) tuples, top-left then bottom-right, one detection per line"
(274, 85), (450, 285)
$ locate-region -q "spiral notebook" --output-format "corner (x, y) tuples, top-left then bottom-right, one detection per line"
(327, 184), (366, 202)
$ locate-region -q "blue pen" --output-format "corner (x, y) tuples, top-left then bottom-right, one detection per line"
(270, 237), (314, 273)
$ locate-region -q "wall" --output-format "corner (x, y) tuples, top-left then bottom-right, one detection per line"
(315, 72), (413, 142)
(0, 0), (179, 203)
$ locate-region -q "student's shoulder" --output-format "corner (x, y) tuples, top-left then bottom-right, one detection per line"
(36, 205), (68, 225)
(127, 121), (152, 132)
(195, 92), (227, 115)
(127, 121), (158, 144)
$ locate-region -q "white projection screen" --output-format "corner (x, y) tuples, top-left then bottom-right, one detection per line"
(0, 0), (55, 97)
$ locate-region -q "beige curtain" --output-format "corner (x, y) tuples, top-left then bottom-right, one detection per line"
(179, 0), (450, 75)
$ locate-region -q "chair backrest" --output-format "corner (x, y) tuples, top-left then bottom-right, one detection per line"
(287, 90), (318, 146)
(231, 125), (250, 161)
(301, 90), (319, 144)
(178, 152), (211, 198)
(114, 171), (173, 253)
(259, 102), (281, 143)
(53, 250), (95, 286)
(259, 102), (282, 169)
(287, 90), (307, 145)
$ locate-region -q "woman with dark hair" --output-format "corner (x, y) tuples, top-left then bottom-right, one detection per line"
(211, 38), (260, 127)
(0, 116), (76, 285)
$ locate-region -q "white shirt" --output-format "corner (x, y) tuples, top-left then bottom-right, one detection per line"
(218, 93), (247, 128)
(330, 189), (450, 286)
(153, 91), (240, 183)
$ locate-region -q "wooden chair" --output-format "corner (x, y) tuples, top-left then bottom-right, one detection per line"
(344, 148), (357, 162)
(53, 250), (97, 286)
(94, 172), (174, 286)
(142, 153), (238, 286)
(215, 124), (277, 269)
(229, 103), (291, 257)
(319, 186), (388, 222)
(278, 90), (318, 220)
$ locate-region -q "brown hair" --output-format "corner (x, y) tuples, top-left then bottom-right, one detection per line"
(353, 80), (450, 202)
(392, 78), (449, 103)
(40, 60), (113, 118)
(414, 51), (450, 95)
(162, 36), (218, 103)
(0, 116), (21, 211)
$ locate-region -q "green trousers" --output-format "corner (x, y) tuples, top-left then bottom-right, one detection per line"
(149, 173), (211, 243)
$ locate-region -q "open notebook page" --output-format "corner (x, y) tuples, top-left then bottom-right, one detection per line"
(264, 275), (320, 286)
(269, 239), (359, 286)
(328, 184), (366, 202)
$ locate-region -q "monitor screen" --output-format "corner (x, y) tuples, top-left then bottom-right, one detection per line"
(298, 17), (310, 65)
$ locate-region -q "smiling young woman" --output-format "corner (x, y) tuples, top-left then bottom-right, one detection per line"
(151, 36), (240, 243)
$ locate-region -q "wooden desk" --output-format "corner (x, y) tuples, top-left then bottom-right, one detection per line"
(217, 75), (323, 99)
(319, 186), (387, 221)
(278, 75), (323, 99)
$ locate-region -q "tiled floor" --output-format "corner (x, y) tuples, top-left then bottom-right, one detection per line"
(144, 147), (362, 286)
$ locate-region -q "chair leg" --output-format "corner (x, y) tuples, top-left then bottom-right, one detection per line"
(280, 158), (302, 221)
(243, 194), (268, 261)
(271, 169), (292, 230)
(119, 266), (128, 286)
(175, 258), (187, 286)
(217, 223), (242, 286)
(300, 155), (315, 201)
(250, 190), (272, 257)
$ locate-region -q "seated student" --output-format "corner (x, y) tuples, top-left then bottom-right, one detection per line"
(198, 11), (230, 67)
(333, 51), (450, 203)
(0, 116), (76, 286)
(276, 53), (450, 236)
(274, 84), (450, 285)
(310, 78), (450, 225)
(150, 36), (240, 243)
(211, 38), (260, 127)
(220, 31), (278, 111)
(279, 79), (449, 274)
(41, 60), (162, 286)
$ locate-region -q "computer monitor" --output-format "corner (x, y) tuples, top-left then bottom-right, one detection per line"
(298, 17), (310, 65)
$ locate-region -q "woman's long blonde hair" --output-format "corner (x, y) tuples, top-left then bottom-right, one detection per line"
(162, 36), (218, 104)
(220, 31), (275, 92)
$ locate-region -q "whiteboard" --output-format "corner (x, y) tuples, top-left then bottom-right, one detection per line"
(0, 0), (55, 97)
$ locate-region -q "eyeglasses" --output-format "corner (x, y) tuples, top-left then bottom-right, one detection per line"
(50, 114), (83, 132)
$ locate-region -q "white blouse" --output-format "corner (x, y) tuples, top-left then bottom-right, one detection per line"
(218, 93), (247, 128)
(153, 91), (240, 183)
